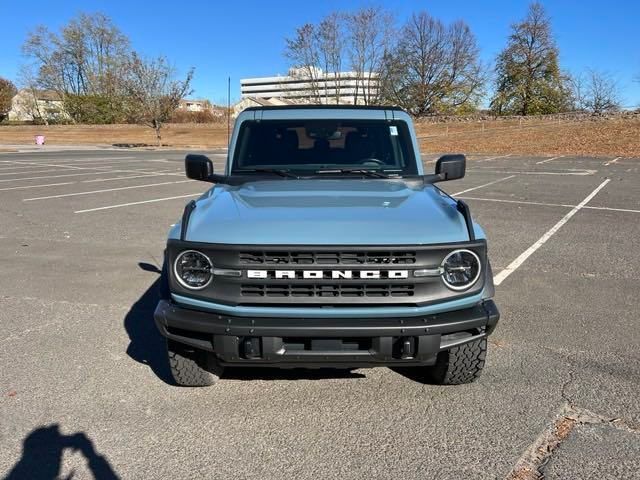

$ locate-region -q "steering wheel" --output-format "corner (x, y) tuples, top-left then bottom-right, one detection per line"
(359, 158), (385, 166)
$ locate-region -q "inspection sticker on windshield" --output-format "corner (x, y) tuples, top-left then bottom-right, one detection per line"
(389, 126), (398, 136)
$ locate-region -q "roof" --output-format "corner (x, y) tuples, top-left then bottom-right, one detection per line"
(243, 104), (405, 112)
(17, 89), (61, 101)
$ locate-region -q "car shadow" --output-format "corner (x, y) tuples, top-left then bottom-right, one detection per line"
(224, 367), (366, 381)
(389, 367), (437, 385)
(3, 424), (119, 480)
(123, 266), (174, 385)
(125, 263), (367, 384)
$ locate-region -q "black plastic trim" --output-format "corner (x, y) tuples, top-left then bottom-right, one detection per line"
(180, 200), (197, 241)
(166, 238), (487, 251)
(154, 299), (499, 367)
(456, 200), (475, 241)
(155, 299), (495, 337)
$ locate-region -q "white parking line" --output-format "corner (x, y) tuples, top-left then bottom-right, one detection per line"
(477, 154), (512, 162)
(584, 205), (640, 214)
(604, 157), (621, 166)
(0, 167), (182, 183)
(0, 172), (175, 191)
(422, 155), (445, 165)
(0, 181), (77, 192)
(23, 158), (170, 167)
(82, 172), (179, 183)
(493, 179), (610, 286)
(467, 168), (596, 176)
(75, 193), (201, 213)
(0, 164), (60, 171)
(459, 196), (571, 209)
(451, 175), (516, 196)
(0, 170), (136, 183)
(1, 160), (126, 172)
(459, 195), (640, 214)
(23, 180), (194, 201)
(1, 160), (165, 173)
(3, 156), (137, 164)
(0, 168), (72, 176)
(536, 155), (564, 164)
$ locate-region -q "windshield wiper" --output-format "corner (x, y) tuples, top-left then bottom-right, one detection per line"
(315, 168), (389, 179)
(235, 168), (299, 179)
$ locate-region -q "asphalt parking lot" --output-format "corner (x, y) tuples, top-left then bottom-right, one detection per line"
(0, 148), (639, 479)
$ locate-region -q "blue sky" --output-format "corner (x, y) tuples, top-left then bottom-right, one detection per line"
(2, 0), (639, 107)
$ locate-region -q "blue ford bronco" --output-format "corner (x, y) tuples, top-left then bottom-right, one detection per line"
(154, 105), (499, 386)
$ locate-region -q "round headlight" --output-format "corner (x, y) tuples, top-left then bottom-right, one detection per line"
(174, 250), (213, 289)
(441, 249), (481, 291)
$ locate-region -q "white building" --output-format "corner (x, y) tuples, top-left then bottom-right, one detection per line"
(240, 67), (380, 105)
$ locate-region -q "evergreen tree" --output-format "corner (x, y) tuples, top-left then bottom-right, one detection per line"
(491, 3), (570, 115)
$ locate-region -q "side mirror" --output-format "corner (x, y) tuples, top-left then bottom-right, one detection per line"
(185, 154), (213, 181)
(435, 154), (466, 181)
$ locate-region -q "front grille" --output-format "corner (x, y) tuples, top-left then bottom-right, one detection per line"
(239, 251), (416, 265)
(241, 284), (415, 298)
(167, 239), (488, 306)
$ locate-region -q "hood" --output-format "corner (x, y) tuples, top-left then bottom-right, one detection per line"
(173, 179), (478, 245)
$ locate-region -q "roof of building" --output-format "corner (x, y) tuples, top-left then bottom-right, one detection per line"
(179, 98), (209, 104)
(16, 89), (61, 101)
(237, 96), (296, 106)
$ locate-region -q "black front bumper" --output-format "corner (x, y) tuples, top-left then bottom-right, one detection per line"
(154, 299), (499, 367)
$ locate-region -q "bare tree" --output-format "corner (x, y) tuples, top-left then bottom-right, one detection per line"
(568, 71), (586, 111)
(284, 24), (322, 102)
(569, 70), (621, 113)
(22, 12), (131, 122)
(122, 54), (194, 145)
(23, 12), (130, 96)
(381, 12), (484, 115)
(0, 77), (18, 121)
(582, 69), (621, 113)
(16, 65), (50, 124)
(317, 13), (344, 103)
(345, 7), (393, 104)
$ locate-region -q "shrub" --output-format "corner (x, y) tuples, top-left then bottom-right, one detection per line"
(64, 94), (128, 124)
(170, 109), (218, 123)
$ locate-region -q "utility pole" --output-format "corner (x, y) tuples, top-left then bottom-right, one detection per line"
(227, 76), (231, 147)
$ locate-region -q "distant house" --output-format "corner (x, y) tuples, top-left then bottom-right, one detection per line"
(8, 89), (68, 122)
(177, 99), (211, 112)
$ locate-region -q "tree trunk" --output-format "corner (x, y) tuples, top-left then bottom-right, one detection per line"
(155, 124), (162, 146)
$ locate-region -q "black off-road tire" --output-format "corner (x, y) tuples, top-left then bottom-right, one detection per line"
(167, 340), (223, 387)
(426, 337), (487, 385)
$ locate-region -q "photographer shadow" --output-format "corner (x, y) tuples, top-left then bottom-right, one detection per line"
(3, 424), (119, 480)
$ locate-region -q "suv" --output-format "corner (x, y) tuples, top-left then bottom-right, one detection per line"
(154, 105), (499, 386)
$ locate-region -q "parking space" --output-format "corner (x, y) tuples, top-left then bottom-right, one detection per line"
(0, 149), (638, 479)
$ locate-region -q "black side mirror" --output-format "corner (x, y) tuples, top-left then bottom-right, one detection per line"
(185, 154), (213, 181)
(435, 154), (466, 181)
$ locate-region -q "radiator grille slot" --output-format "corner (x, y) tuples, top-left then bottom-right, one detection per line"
(238, 251), (416, 265)
(241, 284), (415, 298)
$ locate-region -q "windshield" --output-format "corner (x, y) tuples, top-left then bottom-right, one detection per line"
(231, 119), (418, 176)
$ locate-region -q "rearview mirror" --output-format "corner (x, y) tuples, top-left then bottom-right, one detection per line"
(435, 154), (466, 181)
(185, 154), (213, 181)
